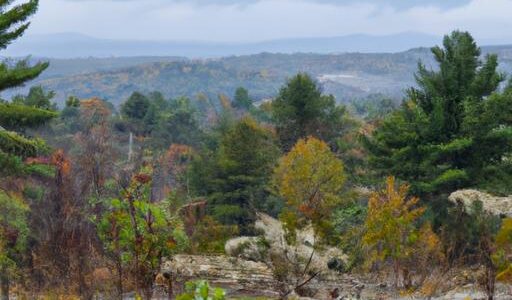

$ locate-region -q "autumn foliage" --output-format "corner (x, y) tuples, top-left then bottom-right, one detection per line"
(363, 177), (443, 287)
(493, 218), (512, 284)
(273, 136), (345, 241)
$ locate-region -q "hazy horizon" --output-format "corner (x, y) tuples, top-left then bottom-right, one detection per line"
(13, 0), (512, 43)
(4, 30), (512, 59)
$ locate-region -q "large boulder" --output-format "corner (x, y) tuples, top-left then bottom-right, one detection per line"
(448, 189), (512, 217)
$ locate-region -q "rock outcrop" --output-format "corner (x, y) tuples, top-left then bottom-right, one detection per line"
(225, 213), (347, 280)
(160, 214), (351, 299)
(161, 254), (378, 299)
(160, 253), (512, 299)
(223, 213), (351, 298)
(225, 236), (267, 262)
(161, 209), (512, 299)
(161, 254), (280, 298)
(448, 189), (512, 217)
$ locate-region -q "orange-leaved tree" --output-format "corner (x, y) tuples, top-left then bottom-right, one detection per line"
(493, 218), (512, 285)
(362, 176), (443, 288)
(272, 137), (345, 296)
(273, 136), (345, 241)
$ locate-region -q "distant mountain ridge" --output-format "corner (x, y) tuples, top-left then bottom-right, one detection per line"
(4, 32), (444, 58)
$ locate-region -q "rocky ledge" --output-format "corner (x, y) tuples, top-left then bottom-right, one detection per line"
(449, 189), (512, 217)
(161, 254), (280, 298)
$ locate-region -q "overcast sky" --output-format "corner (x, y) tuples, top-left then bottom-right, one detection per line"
(20, 0), (512, 43)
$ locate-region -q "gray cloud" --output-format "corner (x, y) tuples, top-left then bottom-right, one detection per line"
(61, 0), (472, 9)
(280, 0), (472, 9)
(18, 0), (512, 44)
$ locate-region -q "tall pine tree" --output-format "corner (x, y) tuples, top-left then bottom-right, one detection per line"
(365, 31), (510, 197)
(0, 0), (48, 90)
(0, 2), (54, 298)
(272, 73), (350, 151)
(192, 116), (280, 234)
(0, 0), (54, 176)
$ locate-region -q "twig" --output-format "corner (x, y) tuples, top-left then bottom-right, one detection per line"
(282, 272), (319, 299)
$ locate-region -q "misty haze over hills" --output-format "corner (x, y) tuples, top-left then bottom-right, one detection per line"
(4, 32), (447, 58)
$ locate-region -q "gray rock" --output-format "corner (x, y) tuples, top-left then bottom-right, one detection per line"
(161, 254), (279, 298)
(449, 189), (512, 216)
(225, 236), (267, 261)
(231, 213), (348, 280)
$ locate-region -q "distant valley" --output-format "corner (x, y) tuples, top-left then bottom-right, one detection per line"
(3, 44), (512, 107)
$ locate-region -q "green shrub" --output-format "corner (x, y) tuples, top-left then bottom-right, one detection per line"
(189, 216), (239, 254)
(22, 185), (44, 200)
(26, 164), (55, 178)
(176, 280), (225, 300)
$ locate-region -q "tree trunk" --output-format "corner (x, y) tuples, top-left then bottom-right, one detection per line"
(77, 230), (93, 300)
(167, 279), (173, 300)
(128, 131), (133, 161)
(393, 260), (401, 288)
(0, 274), (9, 300)
(485, 262), (496, 300)
(144, 288), (153, 300)
(115, 257), (123, 300)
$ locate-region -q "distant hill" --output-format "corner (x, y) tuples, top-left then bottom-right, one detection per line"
(4, 32), (443, 58)
(3, 45), (512, 107)
(34, 56), (187, 79)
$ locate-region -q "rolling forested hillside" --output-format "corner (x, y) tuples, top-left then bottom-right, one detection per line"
(4, 45), (512, 107)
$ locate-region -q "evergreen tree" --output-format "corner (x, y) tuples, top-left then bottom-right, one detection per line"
(150, 97), (203, 149)
(233, 87), (252, 110)
(0, 192), (29, 300)
(199, 117), (280, 233)
(365, 31), (510, 196)
(142, 101), (159, 135)
(272, 73), (349, 150)
(12, 85), (56, 110)
(120, 91), (151, 137)
(121, 92), (150, 121)
(462, 87), (512, 194)
(408, 31), (503, 139)
(0, 0), (55, 176)
(0, 104), (54, 175)
(0, 2), (53, 299)
(0, 0), (48, 90)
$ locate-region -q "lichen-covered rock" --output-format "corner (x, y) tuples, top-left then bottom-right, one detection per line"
(257, 213), (348, 278)
(165, 214), (353, 298)
(225, 236), (268, 261)
(432, 283), (512, 300)
(161, 254), (280, 298)
(226, 213), (347, 281)
(448, 189), (512, 216)
(163, 254), (507, 299)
